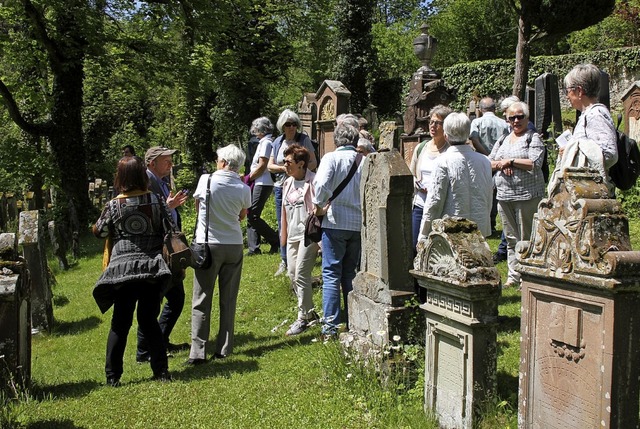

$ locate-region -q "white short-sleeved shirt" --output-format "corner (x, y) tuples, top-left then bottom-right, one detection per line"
(250, 135), (274, 186)
(193, 170), (251, 245)
(283, 179), (307, 243)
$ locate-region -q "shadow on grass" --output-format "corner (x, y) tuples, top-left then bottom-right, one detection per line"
(26, 419), (87, 429)
(234, 332), (302, 359)
(53, 316), (102, 336)
(35, 380), (101, 400)
(498, 294), (521, 306)
(497, 315), (521, 333)
(52, 294), (70, 307)
(175, 357), (260, 381)
(496, 370), (519, 408)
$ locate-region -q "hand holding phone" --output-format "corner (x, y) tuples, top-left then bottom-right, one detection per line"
(181, 189), (189, 195)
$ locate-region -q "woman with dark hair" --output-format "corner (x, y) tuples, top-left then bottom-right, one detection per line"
(280, 144), (319, 336)
(93, 156), (173, 387)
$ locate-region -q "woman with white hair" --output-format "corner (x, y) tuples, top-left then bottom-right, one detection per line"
(420, 112), (492, 241)
(187, 144), (251, 365)
(489, 102), (545, 288)
(268, 109), (318, 276)
(562, 63), (617, 171)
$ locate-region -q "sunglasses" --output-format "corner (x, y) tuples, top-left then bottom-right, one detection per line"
(284, 122), (297, 127)
(508, 114), (526, 122)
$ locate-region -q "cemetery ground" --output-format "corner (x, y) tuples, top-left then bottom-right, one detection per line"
(4, 217), (640, 429)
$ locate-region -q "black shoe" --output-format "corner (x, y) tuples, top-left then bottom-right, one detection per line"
(166, 342), (190, 353)
(246, 249), (262, 256)
(184, 358), (207, 366)
(136, 354), (150, 364)
(493, 252), (507, 263)
(152, 370), (172, 382)
(268, 244), (279, 254)
(213, 353), (227, 360)
(106, 377), (121, 387)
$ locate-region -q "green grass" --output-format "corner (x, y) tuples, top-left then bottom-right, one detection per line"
(4, 206), (639, 428)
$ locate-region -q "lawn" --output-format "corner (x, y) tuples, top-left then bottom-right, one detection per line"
(3, 214), (639, 429)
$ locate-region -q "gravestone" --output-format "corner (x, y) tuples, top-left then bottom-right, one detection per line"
(0, 233), (31, 391)
(534, 73), (562, 138)
(0, 192), (6, 231)
(517, 166), (640, 429)
(378, 121), (399, 152)
(346, 150), (416, 353)
(19, 211), (53, 333)
(298, 92), (317, 141)
(314, 80), (351, 157)
(621, 81), (640, 142)
(411, 216), (501, 429)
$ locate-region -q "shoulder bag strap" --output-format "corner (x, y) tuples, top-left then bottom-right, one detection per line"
(329, 153), (364, 202)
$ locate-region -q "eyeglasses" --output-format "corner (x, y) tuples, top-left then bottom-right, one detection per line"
(429, 120), (444, 127)
(564, 86), (577, 95)
(284, 122), (297, 127)
(508, 114), (526, 122)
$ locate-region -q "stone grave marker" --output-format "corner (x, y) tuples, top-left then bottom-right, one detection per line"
(517, 166), (640, 429)
(0, 233), (31, 391)
(347, 149), (416, 353)
(621, 80), (640, 142)
(314, 80), (351, 157)
(378, 121), (399, 152)
(534, 72), (562, 138)
(411, 216), (501, 429)
(19, 210), (53, 333)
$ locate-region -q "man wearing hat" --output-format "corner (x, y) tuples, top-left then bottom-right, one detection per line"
(137, 146), (190, 362)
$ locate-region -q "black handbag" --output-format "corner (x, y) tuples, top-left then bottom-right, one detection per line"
(303, 153), (363, 246)
(190, 174), (212, 270)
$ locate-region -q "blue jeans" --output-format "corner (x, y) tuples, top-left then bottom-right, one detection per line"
(411, 204), (423, 252)
(321, 228), (361, 335)
(274, 186), (287, 263)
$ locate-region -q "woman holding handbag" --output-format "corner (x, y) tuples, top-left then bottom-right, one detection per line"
(93, 156), (172, 386)
(187, 144), (251, 365)
(280, 144), (319, 336)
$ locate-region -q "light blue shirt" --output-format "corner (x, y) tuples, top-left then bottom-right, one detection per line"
(312, 146), (362, 232)
(470, 112), (509, 153)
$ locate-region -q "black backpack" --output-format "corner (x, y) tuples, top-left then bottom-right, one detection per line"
(608, 114), (640, 191)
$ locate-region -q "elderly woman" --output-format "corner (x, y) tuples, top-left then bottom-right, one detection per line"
(268, 109), (318, 276)
(489, 101), (545, 288)
(409, 105), (452, 250)
(313, 121), (363, 339)
(563, 64), (618, 182)
(280, 144), (319, 336)
(419, 112), (492, 239)
(246, 117), (279, 256)
(93, 156), (172, 386)
(187, 144), (251, 365)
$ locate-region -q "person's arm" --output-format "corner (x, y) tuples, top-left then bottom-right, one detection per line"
(471, 136), (489, 155)
(239, 208), (247, 221)
(250, 157), (268, 181)
(93, 204), (111, 238)
(418, 163), (447, 240)
(280, 204), (289, 246)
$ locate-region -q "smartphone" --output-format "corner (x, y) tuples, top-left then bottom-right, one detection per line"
(181, 188), (189, 195)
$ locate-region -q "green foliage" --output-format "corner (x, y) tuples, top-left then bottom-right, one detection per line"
(568, 0), (640, 52)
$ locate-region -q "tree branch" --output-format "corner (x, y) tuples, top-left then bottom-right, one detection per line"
(0, 78), (50, 136)
(23, 0), (64, 71)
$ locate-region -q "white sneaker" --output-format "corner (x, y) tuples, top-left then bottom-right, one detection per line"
(274, 261), (287, 277)
(286, 319), (308, 336)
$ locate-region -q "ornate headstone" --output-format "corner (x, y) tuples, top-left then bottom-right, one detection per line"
(621, 81), (640, 142)
(346, 150), (416, 353)
(314, 80), (351, 157)
(0, 233), (31, 391)
(19, 211), (53, 333)
(298, 92), (317, 141)
(517, 167), (640, 429)
(411, 217), (500, 429)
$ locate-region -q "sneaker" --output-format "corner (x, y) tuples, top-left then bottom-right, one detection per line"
(503, 280), (520, 288)
(274, 260), (287, 277)
(106, 377), (121, 387)
(493, 252), (507, 263)
(306, 310), (320, 326)
(286, 319), (309, 336)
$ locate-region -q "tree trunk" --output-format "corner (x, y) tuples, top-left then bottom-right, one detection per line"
(513, 15), (531, 100)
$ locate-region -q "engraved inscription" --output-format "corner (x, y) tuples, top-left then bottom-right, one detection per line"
(433, 330), (466, 423)
(425, 290), (472, 317)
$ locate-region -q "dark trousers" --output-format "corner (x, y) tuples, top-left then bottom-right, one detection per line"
(106, 279), (168, 379)
(247, 184), (279, 253)
(137, 275), (184, 359)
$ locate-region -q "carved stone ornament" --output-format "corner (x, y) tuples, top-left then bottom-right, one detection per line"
(518, 166), (640, 286)
(320, 99), (335, 121)
(413, 216), (500, 287)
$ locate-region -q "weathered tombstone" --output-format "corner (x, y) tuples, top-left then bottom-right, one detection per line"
(0, 192), (6, 231)
(314, 80), (351, 157)
(534, 73), (562, 138)
(411, 217), (501, 429)
(346, 150), (416, 354)
(400, 24), (453, 166)
(19, 211), (53, 333)
(517, 167), (640, 429)
(47, 220), (69, 270)
(621, 81), (640, 142)
(0, 233), (31, 391)
(298, 92), (317, 141)
(6, 193), (17, 222)
(378, 121), (400, 152)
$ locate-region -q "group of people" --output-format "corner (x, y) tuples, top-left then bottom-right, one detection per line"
(93, 62), (617, 387)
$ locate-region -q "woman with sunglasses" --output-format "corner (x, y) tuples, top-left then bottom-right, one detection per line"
(489, 101), (545, 288)
(268, 109), (318, 277)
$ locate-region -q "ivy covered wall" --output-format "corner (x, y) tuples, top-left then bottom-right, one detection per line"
(441, 46), (640, 112)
